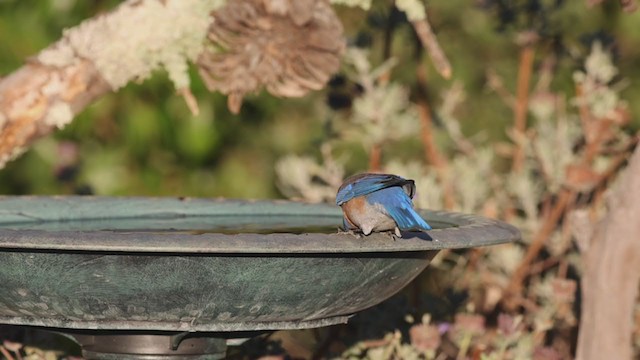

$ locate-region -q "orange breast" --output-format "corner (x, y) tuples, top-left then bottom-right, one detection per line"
(342, 197), (366, 228)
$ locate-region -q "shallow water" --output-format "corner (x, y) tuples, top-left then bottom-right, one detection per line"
(0, 216), (456, 234)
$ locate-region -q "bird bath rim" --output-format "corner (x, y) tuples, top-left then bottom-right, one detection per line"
(0, 196), (519, 253)
(0, 196), (520, 359)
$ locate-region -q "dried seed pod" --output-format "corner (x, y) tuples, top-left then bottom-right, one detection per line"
(198, 0), (345, 113)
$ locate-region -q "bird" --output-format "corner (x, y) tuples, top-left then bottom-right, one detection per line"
(336, 173), (432, 237)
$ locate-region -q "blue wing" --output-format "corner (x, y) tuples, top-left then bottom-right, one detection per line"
(367, 187), (432, 231)
(336, 173), (415, 206)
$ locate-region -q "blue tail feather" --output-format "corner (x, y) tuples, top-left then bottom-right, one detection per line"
(391, 205), (432, 231)
(366, 187), (432, 231)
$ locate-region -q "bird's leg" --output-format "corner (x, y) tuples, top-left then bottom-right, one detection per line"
(381, 228), (401, 241)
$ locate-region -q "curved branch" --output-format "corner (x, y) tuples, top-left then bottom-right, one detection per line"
(0, 60), (110, 168)
(0, 0), (223, 169)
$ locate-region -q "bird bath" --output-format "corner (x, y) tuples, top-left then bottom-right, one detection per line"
(0, 196), (519, 359)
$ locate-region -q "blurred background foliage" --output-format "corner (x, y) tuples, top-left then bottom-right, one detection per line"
(1, 0), (640, 359)
(0, 0), (638, 198)
(0, 0), (322, 197)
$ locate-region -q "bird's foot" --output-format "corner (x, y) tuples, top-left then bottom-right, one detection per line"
(337, 228), (363, 239)
(382, 228), (402, 241)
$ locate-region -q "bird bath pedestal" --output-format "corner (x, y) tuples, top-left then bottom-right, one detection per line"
(0, 197), (520, 359)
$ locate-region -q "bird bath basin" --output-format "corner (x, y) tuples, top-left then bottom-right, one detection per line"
(0, 196), (520, 359)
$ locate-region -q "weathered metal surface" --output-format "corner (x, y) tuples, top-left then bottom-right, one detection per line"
(0, 197), (520, 333)
(70, 332), (227, 360)
(0, 250), (432, 331)
(0, 196), (519, 253)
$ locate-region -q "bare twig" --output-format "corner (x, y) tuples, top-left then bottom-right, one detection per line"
(178, 87), (200, 116)
(415, 64), (455, 209)
(528, 255), (562, 276)
(369, 144), (382, 172)
(511, 40), (536, 172)
(575, 83), (623, 165)
(485, 69), (516, 109)
(0, 345), (15, 360)
(439, 82), (476, 155)
(504, 188), (575, 309)
(505, 138), (635, 308)
(416, 100), (442, 167)
(412, 16), (452, 79)
(575, 84), (595, 141)
(592, 138), (637, 189)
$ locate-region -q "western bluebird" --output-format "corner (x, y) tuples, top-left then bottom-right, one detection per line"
(336, 173), (432, 237)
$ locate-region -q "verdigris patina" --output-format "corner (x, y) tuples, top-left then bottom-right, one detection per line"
(0, 196), (520, 359)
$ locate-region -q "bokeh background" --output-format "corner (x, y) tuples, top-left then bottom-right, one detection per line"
(0, 0), (637, 197)
(1, 0), (639, 359)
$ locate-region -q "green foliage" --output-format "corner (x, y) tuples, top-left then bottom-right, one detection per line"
(1, 0), (639, 197)
(274, 20), (635, 360)
(0, 0), (639, 359)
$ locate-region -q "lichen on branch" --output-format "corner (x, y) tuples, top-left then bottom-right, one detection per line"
(38, 0), (225, 91)
(0, 0), (225, 169)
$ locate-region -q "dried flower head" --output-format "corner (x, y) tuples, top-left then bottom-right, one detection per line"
(453, 313), (486, 335)
(198, 0), (345, 113)
(497, 313), (523, 337)
(409, 323), (442, 352)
